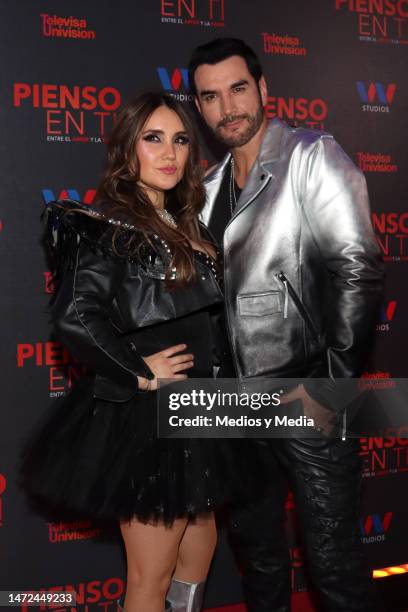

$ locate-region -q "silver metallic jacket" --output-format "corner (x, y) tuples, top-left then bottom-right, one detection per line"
(202, 119), (384, 387)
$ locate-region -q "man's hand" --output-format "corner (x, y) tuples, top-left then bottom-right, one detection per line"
(137, 344), (194, 391)
(280, 384), (337, 437)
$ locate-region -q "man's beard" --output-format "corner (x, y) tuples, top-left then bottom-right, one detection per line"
(213, 102), (264, 148)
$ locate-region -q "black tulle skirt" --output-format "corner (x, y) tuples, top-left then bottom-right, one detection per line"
(22, 375), (269, 526)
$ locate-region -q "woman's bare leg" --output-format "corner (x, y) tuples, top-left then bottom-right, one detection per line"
(120, 518), (188, 612)
(173, 513), (217, 582)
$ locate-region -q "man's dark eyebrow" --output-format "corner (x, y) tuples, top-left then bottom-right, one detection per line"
(230, 79), (249, 89)
(199, 89), (217, 99)
(199, 79), (249, 99)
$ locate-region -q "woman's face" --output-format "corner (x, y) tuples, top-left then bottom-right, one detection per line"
(135, 105), (190, 205)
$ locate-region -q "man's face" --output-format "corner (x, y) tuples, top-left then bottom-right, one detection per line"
(194, 55), (267, 148)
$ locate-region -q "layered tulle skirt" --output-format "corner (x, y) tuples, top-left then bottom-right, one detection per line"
(22, 376), (269, 525)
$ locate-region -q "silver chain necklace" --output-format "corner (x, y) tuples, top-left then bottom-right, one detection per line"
(155, 208), (177, 228)
(229, 157), (237, 217)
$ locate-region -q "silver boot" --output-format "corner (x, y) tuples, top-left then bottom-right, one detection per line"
(166, 578), (206, 612)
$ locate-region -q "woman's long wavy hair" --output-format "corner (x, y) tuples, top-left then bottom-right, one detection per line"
(95, 92), (208, 285)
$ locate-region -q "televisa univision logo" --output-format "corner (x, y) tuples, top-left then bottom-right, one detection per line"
(261, 32), (307, 56)
(48, 520), (101, 543)
(40, 14), (96, 39)
(357, 151), (398, 173)
(359, 371), (396, 391)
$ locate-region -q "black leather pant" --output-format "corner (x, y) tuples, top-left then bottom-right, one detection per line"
(228, 437), (382, 612)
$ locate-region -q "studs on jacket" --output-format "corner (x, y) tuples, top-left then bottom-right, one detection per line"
(150, 234), (176, 278)
(86, 206), (139, 231)
(196, 251), (219, 282)
(58, 203), (219, 283)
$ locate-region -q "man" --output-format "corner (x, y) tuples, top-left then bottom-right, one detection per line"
(188, 38), (384, 612)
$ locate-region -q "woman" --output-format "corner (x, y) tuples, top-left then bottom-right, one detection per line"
(23, 92), (265, 612)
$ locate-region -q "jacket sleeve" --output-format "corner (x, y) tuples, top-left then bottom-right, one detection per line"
(300, 136), (384, 412)
(48, 203), (154, 403)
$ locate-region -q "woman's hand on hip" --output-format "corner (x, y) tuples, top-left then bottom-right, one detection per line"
(137, 344), (194, 390)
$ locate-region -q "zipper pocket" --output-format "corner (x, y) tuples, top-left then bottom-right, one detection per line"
(277, 271), (318, 341)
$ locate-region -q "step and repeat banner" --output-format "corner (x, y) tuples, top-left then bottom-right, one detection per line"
(0, 1), (407, 609)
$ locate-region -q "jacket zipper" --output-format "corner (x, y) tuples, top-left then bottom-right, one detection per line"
(223, 263), (241, 376)
(277, 271), (318, 341)
(279, 271), (346, 439)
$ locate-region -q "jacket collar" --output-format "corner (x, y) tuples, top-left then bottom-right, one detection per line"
(204, 118), (285, 181)
(202, 118), (286, 225)
(257, 117), (285, 167)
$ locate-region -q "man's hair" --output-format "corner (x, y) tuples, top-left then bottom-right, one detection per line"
(188, 38), (263, 96)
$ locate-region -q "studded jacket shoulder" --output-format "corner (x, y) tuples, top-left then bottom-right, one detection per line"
(45, 199), (223, 403)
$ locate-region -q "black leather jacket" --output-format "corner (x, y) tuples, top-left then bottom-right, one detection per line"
(47, 200), (223, 403)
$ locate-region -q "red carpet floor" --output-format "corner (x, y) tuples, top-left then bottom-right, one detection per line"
(205, 591), (316, 611)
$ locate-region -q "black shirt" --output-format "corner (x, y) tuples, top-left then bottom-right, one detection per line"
(208, 160), (242, 377)
(208, 160), (242, 246)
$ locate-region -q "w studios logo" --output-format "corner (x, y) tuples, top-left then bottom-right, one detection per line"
(360, 512), (393, 544)
(377, 300), (397, 332)
(356, 81), (396, 113)
(160, 0), (225, 27)
(157, 68), (189, 91)
(0, 473), (6, 527)
(335, 0), (408, 44)
(157, 68), (193, 101)
(41, 188), (96, 205)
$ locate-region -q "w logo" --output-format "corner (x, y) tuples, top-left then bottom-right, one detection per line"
(41, 189), (96, 205)
(157, 68), (189, 92)
(356, 82), (397, 105)
(360, 512), (393, 537)
(379, 301), (397, 323)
